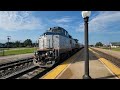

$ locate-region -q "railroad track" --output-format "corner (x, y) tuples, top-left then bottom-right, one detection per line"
(0, 57), (38, 79)
(0, 48), (83, 79)
(0, 56), (62, 79)
(0, 56), (58, 79)
(91, 48), (120, 68)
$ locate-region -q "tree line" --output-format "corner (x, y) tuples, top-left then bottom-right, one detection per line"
(95, 42), (103, 47)
(0, 39), (38, 48)
(90, 42), (104, 47)
(0, 39), (105, 48)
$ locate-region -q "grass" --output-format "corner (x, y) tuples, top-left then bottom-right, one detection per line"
(110, 48), (120, 51)
(100, 47), (120, 52)
(0, 47), (37, 56)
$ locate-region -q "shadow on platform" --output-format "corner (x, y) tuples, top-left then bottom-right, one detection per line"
(95, 74), (119, 79)
(72, 49), (99, 64)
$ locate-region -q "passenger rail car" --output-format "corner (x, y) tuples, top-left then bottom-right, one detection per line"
(33, 26), (83, 67)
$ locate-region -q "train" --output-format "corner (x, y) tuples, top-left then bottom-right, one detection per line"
(33, 26), (84, 67)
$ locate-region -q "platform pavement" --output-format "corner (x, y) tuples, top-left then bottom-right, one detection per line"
(42, 48), (118, 79)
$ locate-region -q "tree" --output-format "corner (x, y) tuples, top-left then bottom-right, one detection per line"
(5, 42), (15, 48)
(14, 41), (21, 48)
(0, 43), (3, 48)
(89, 45), (94, 47)
(23, 39), (32, 47)
(95, 42), (103, 47)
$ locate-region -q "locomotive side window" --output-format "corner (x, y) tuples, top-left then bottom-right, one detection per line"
(66, 32), (69, 37)
(65, 31), (67, 36)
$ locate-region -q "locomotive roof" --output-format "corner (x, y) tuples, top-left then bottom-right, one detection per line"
(40, 26), (78, 40)
(47, 26), (68, 33)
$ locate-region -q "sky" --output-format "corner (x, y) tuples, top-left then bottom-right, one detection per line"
(0, 11), (120, 45)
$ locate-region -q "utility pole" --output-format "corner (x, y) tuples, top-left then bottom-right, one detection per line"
(19, 40), (21, 48)
(7, 36), (11, 50)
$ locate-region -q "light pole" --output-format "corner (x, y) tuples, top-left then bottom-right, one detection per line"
(81, 11), (92, 79)
(7, 36), (11, 50)
(19, 40), (21, 48)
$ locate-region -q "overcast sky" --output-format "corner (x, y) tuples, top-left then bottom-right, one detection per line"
(0, 11), (120, 45)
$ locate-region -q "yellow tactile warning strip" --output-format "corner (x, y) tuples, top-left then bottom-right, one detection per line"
(41, 50), (83, 79)
(89, 48), (120, 79)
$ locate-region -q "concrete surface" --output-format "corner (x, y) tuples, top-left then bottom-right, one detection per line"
(56, 49), (117, 79)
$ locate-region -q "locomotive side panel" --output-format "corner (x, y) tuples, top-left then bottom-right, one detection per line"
(39, 36), (46, 50)
(59, 35), (72, 54)
(52, 35), (60, 49)
(71, 39), (76, 49)
(46, 35), (53, 49)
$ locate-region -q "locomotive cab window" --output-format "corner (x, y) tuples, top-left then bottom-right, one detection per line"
(65, 31), (67, 36)
(52, 29), (62, 33)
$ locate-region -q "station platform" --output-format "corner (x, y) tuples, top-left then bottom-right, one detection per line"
(41, 48), (120, 79)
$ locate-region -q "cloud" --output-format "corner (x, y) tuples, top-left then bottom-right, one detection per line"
(52, 16), (78, 31)
(77, 11), (120, 33)
(53, 16), (73, 23)
(0, 11), (44, 31)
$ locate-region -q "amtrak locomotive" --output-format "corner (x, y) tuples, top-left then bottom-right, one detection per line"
(33, 26), (83, 67)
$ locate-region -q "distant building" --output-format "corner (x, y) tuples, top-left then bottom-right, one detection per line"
(103, 44), (107, 47)
(110, 42), (120, 48)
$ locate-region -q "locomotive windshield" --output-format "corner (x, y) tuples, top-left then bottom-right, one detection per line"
(52, 29), (62, 33)
(45, 26), (70, 38)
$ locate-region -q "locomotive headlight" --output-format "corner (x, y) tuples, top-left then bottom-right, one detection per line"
(50, 51), (52, 54)
(45, 52), (48, 56)
(34, 51), (37, 55)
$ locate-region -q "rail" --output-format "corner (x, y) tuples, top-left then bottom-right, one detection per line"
(0, 57), (35, 79)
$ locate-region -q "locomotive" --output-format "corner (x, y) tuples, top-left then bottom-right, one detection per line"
(33, 26), (83, 67)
